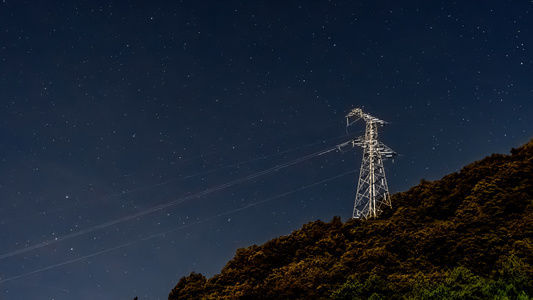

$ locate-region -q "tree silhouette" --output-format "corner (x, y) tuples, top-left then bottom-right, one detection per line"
(168, 139), (533, 299)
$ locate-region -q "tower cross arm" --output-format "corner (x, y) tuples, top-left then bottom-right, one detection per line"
(377, 141), (397, 159)
(347, 138), (396, 159)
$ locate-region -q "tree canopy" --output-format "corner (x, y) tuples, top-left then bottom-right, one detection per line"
(168, 139), (533, 299)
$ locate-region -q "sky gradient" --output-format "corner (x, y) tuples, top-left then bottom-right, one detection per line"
(1, 1), (532, 299)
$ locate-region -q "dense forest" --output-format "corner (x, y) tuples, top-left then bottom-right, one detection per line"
(168, 139), (533, 299)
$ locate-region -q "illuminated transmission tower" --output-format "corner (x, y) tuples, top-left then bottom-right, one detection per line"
(346, 108), (396, 219)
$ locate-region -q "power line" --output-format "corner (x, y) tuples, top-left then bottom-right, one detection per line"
(0, 170), (355, 284)
(0, 141), (348, 261)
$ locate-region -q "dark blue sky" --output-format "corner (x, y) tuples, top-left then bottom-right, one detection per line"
(1, 1), (531, 299)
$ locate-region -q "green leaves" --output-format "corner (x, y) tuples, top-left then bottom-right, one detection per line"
(331, 274), (391, 300)
(407, 257), (533, 300)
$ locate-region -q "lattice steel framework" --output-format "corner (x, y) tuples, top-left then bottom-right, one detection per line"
(346, 108), (396, 219)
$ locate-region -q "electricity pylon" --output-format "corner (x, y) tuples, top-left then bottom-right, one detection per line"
(346, 108), (396, 219)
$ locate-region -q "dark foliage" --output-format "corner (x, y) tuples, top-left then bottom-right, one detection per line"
(168, 139), (533, 299)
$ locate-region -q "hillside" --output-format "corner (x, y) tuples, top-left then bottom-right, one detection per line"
(168, 139), (533, 299)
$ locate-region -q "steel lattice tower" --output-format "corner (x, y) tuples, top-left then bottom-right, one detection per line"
(346, 108), (396, 219)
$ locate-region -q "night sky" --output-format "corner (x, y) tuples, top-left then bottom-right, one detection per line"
(1, 1), (532, 299)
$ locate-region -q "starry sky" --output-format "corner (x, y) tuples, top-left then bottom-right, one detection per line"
(1, 1), (531, 299)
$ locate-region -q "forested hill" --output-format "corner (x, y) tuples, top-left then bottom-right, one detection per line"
(168, 139), (533, 300)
